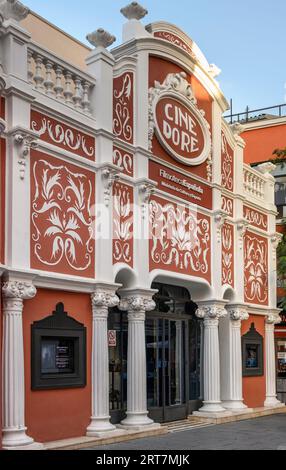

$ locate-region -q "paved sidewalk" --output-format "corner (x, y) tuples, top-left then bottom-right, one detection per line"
(86, 415), (286, 450)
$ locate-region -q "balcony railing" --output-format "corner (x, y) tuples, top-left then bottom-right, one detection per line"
(243, 164), (266, 200)
(225, 104), (286, 124)
(28, 42), (96, 116)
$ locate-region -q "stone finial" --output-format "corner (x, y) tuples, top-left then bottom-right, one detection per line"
(0, 0), (29, 23)
(120, 2), (148, 20)
(86, 28), (116, 49)
(208, 63), (221, 79)
(257, 161), (276, 175)
(230, 122), (245, 137)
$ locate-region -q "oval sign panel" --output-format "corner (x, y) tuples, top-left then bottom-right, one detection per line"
(155, 97), (210, 166)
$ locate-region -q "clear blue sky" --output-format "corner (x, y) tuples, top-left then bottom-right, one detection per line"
(23, 0), (286, 114)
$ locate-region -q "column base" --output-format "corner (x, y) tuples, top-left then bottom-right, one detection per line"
(197, 402), (229, 414)
(2, 428), (44, 450)
(264, 397), (284, 408)
(118, 412), (160, 430)
(86, 416), (116, 437)
(222, 400), (248, 411)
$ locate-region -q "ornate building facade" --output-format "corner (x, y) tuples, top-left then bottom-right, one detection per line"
(0, 0), (283, 449)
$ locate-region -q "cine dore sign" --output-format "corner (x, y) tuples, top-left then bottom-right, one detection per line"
(149, 72), (212, 167)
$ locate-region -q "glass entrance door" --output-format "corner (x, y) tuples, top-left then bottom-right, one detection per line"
(146, 318), (188, 422)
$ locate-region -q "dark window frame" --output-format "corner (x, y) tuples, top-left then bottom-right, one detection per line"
(31, 303), (86, 390)
(242, 323), (264, 377)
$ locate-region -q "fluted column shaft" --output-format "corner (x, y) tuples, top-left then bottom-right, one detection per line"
(119, 291), (157, 428)
(264, 315), (281, 407)
(221, 306), (249, 410)
(87, 286), (119, 436)
(2, 281), (37, 448)
(196, 302), (227, 413)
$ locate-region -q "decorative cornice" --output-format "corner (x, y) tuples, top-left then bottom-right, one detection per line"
(2, 280), (36, 300)
(86, 28), (116, 49)
(0, 0), (29, 24)
(120, 2), (148, 20)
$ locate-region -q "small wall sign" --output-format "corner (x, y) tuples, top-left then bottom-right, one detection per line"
(108, 330), (117, 347)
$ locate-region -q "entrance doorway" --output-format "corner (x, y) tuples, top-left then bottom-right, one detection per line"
(108, 283), (203, 424)
(146, 283), (203, 423)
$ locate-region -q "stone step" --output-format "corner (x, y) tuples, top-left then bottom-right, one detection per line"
(163, 419), (214, 433)
(189, 405), (286, 425)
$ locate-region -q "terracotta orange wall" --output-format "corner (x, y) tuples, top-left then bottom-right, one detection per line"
(242, 315), (266, 408)
(23, 289), (92, 443)
(242, 123), (286, 164)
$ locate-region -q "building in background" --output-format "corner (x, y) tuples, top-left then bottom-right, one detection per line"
(0, 0), (284, 450)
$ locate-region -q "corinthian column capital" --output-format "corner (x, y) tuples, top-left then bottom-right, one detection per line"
(119, 288), (156, 321)
(91, 284), (119, 318)
(265, 311), (281, 326)
(227, 305), (249, 322)
(196, 302), (227, 321)
(2, 280), (36, 300)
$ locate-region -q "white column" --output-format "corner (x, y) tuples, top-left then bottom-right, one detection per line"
(2, 280), (43, 449)
(221, 305), (249, 410)
(119, 289), (159, 429)
(195, 301), (229, 415)
(264, 313), (282, 408)
(87, 285), (119, 436)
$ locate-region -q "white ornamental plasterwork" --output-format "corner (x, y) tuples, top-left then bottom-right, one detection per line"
(221, 131), (233, 191)
(32, 159), (94, 272)
(237, 219), (249, 250)
(271, 233), (283, 259)
(150, 199), (210, 276)
(244, 233), (268, 305)
(196, 304), (227, 321)
(101, 166), (120, 207)
(14, 132), (38, 180)
(2, 281), (36, 300)
(113, 147), (133, 176)
(31, 118), (95, 159)
(138, 181), (156, 219)
(222, 224), (233, 287)
(91, 289), (119, 318)
(214, 210), (227, 243)
(221, 195), (233, 216)
(113, 73), (133, 143)
(266, 313), (281, 325)
(113, 183), (133, 265)
(0, 0), (29, 24)
(227, 306), (249, 322)
(148, 71), (212, 168)
(244, 207), (267, 231)
(119, 295), (156, 318)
